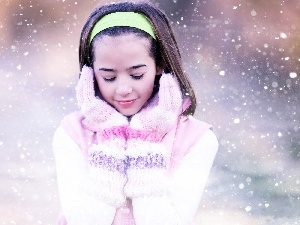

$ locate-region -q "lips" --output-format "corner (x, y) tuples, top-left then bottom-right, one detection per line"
(116, 99), (136, 108)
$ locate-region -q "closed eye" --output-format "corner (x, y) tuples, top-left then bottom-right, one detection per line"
(103, 77), (116, 82)
(131, 74), (144, 80)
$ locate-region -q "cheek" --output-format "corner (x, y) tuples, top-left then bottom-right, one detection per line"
(95, 78), (111, 99)
(95, 76), (102, 92)
(140, 78), (156, 98)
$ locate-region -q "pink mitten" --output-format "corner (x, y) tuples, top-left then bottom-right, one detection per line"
(76, 65), (129, 207)
(76, 65), (128, 131)
(56, 215), (67, 225)
(124, 73), (183, 198)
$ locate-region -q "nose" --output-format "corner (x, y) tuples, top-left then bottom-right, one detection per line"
(116, 82), (133, 96)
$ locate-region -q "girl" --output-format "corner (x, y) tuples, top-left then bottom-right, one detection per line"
(53, 1), (219, 225)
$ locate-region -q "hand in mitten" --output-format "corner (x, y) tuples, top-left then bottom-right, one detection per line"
(76, 65), (128, 131)
(76, 65), (129, 207)
(124, 73), (182, 198)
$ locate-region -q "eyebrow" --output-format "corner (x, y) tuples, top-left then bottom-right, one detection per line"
(129, 64), (146, 70)
(99, 68), (114, 72)
(98, 64), (146, 72)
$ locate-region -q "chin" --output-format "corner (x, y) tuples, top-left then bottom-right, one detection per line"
(118, 109), (138, 117)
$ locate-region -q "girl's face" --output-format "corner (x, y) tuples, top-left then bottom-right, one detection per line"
(93, 34), (162, 116)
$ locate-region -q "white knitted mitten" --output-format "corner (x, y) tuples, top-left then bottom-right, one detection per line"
(124, 73), (182, 198)
(76, 65), (128, 207)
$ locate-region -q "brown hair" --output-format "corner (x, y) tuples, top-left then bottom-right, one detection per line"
(79, 1), (196, 116)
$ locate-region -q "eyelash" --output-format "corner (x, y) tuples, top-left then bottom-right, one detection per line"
(103, 74), (144, 82)
(103, 77), (116, 82)
(131, 74), (144, 80)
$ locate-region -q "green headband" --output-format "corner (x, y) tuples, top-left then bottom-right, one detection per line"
(89, 12), (156, 44)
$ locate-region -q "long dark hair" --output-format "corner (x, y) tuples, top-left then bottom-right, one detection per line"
(79, 1), (196, 116)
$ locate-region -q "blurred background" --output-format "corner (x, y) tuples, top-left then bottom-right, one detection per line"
(0, 0), (299, 224)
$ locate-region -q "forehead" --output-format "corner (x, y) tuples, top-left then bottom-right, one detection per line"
(93, 33), (150, 47)
(92, 34), (153, 66)
(92, 34), (151, 56)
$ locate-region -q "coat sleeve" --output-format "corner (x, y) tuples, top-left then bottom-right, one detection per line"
(132, 129), (219, 225)
(52, 126), (116, 225)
